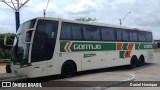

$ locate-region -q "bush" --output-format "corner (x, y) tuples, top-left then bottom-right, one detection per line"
(0, 33), (14, 59)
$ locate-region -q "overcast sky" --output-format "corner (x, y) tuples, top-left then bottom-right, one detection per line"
(0, 0), (160, 39)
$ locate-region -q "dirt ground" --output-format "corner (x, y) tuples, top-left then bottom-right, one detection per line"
(0, 63), (6, 74)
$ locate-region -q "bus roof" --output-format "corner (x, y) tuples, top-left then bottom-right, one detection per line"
(30, 17), (152, 32)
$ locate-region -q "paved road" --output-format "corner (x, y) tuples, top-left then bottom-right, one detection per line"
(0, 53), (160, 90)
(106, 53), (160, 90)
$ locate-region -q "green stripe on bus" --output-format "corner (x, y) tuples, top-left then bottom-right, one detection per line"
(60, 41), (153, 52)
(135, 43), (153, 50)
(122, 43), (128, 50)
(120, 51), (125, 58)
(135, 43), (140, 50)
(60, 41), (116, 52)
(60, 42), (68, 52)
(70, 42), (116, 52)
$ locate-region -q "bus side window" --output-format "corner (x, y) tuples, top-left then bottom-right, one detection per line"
(101, 27), (116, 41)
(116, 29), (123, 41)
(60, 23), (72, 40)
(25, 31), (32, 42)
(83, 25), (101, 41)
(129, 31), (138, 42)
(146, 32), (152, 42)
(138, 31), (147, 42)
(60, 22), (83, 40)
(122, 30), (129, 42)
(71, 24), (83, 40)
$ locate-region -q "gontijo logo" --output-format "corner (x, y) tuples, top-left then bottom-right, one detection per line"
(64, 41), (102, 52)
(74, 44), (101, 50)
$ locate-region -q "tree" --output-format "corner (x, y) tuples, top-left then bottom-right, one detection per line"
(0, 33), (15, 59)
(76, 17), (96, 22)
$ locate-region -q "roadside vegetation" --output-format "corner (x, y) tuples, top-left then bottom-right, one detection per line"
(0, 33), (14, 59)
(154, 43), (160, 53)
(154, 48), (160, 53)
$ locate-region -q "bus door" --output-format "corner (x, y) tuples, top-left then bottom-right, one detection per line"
(30, 20), (58, 77)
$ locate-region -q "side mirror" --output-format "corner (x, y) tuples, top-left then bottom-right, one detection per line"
(23, 29), (35, 44)
(4, 34), (15, 46)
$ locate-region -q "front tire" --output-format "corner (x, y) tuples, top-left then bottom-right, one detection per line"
(61, 61), (76, 78)
(6, 64), (12, 73)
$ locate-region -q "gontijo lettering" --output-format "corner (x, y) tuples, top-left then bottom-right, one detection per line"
(74, 44), (101, 50)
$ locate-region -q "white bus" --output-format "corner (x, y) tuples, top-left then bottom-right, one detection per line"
(7, 17), (154, 78)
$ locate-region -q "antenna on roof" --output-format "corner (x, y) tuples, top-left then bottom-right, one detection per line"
(119, 12), (131, 25)
(43, 0), (50, 17)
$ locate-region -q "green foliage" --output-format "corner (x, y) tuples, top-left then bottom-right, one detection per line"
(154, 44), (158, 49)
(76, 17), (96, 22)
(0, 33), (15, 59)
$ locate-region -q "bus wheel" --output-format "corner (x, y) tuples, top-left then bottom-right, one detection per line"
(130, 56), (138, 68)
(6, 64), (12, 73)
(61, 61), (76, 78)
(138, 55), (145, 66)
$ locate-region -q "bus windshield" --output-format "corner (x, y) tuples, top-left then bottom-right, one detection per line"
(11, 19), (36, 64)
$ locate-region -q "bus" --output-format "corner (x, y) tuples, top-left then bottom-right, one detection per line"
(6, 17), (154, 78)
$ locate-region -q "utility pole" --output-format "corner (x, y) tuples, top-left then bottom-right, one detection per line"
(0, 0), (30, 32)
(119, 12), (131, 25)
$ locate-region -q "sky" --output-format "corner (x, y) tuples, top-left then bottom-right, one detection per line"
(0, 0), (160, 40)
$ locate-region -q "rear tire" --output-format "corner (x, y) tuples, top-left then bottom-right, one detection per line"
(138, 55), (145, 66)
(130, 56), (138, 68)
(61, 61), (76, 78)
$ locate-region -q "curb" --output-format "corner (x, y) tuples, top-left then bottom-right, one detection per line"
(86, 73), (135, 90)
(0, 73), (26, 81)
(0, 75), (27, 81)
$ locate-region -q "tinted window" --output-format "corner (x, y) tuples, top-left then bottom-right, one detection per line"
(60, 23), (72, 40)
(138, 31), (146, 42)
(25, 31), (32, 42)
(101, 27), (116, 41)
(83, 25), (101, 41)
(71, 24), (83, 40)
(146, 32), (152, 42)
(116, 29), (123, 41)
(60, 22), (83, 40)
(129, 31), (138, 42)
(122, 30), (129, 42)
(31, 20), (58, 62)
(17, 19), (36, 34)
